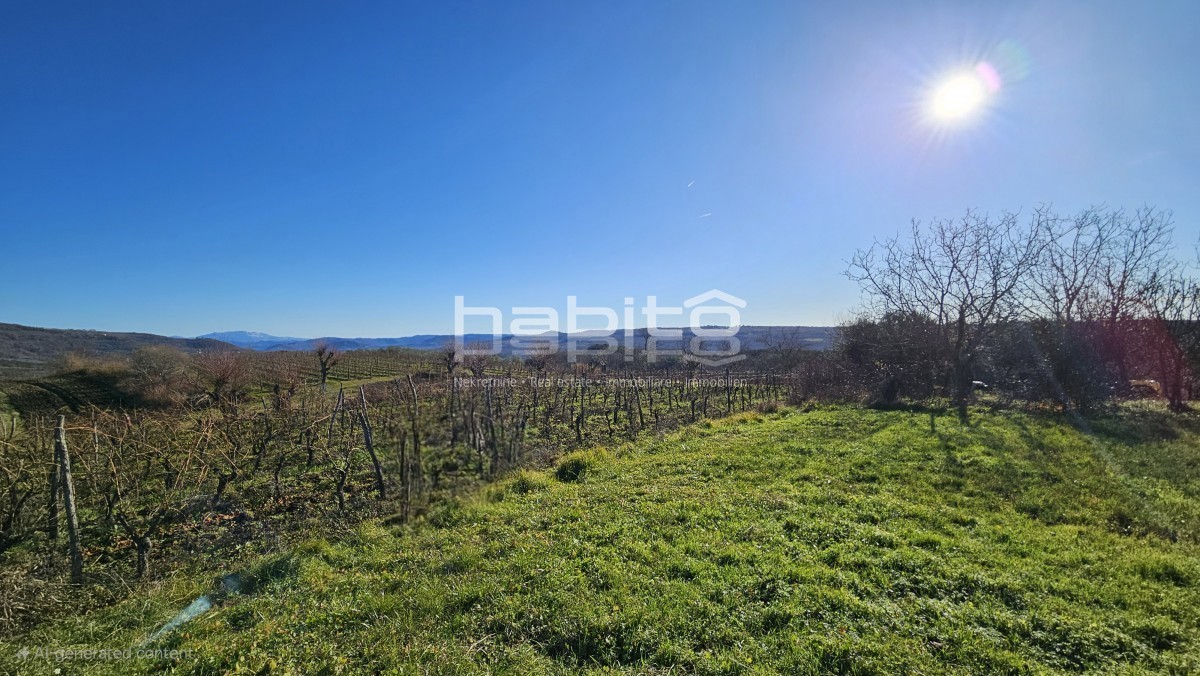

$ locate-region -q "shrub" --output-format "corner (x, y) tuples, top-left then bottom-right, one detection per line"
(509, 471), (548, 495)
(755, 400), (782, 414)
(556, 457), (589, 482)
(555, 450), (607, 483)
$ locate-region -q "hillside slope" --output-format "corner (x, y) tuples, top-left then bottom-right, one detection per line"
(5, 406), (1200, 673)
(0, 323), (234, 378)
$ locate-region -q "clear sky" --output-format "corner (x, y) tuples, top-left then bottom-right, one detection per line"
(2, 1), (1197, 337)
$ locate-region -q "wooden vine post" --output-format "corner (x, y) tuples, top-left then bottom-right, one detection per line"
(54, 416), (83, 583)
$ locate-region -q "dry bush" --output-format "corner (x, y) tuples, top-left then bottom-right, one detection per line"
(50, 352), (129, 377)
(127, 346), (192, 406)
(191, 351), (252, 406)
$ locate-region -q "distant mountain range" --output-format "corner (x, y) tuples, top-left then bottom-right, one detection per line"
(0, 323), (837, 380)
(198, 331), (500, 351)
(197, 327), (837, 354)
(197, 331), (307, 348)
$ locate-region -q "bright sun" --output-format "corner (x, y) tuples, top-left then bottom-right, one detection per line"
(930, 72), (987, 122)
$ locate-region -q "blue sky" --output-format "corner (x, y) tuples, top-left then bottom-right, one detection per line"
(2, 0), (1197, 337)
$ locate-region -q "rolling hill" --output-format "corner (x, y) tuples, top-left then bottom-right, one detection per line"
(0, 323), (235, 379)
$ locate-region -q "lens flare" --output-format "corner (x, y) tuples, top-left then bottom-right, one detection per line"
(974, 62), (1002, 94)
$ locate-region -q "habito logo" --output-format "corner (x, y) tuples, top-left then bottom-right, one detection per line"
(453, 289), (747, 367)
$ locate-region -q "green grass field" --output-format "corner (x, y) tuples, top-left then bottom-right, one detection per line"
(4, 404), (1199, 674)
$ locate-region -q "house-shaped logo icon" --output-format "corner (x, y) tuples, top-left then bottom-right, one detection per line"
(683, 289), (747, 309)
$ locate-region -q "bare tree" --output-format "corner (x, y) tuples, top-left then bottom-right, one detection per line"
(1141, 270), (1200, 411)
(440, 341), (458, 377)
(463, 342), (493, 378)
(1094, 207), (1174, 323)
(762, 327), (809, 374)
(1025, 207), (1111, 323)
(1092, 207), (1175, 384)
(314, 341), (341, 393)
(524, 351), (554, 374)
(1017, 207), (1169, 411)
(848, 209), (1045, 420)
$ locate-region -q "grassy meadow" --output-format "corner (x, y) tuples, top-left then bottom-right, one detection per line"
(3, 403), (1199, 674)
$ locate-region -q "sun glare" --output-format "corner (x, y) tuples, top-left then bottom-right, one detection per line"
(930, 71), (988, 122)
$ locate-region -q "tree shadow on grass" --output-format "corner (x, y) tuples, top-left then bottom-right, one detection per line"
(1083, 405), (1200, 445)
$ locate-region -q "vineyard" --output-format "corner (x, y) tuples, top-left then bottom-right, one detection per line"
(0, 351), (787, 635)
(244, 347), (441, 385)
(0, 347), (442, 418)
